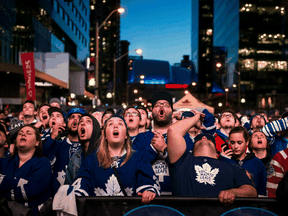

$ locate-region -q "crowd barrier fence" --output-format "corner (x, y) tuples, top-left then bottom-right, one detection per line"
(76, 197), (286, 216)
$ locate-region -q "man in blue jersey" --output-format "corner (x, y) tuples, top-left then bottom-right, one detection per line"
(133, 91), (194, 195)
(168, 112), (257, 206)
(42, 107), (87, 195)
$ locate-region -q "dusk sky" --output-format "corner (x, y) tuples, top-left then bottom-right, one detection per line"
(120, 0), (191, 65)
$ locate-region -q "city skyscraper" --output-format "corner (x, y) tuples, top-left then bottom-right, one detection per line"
(89, 0), (121, 104)
(193, 0), (288, 111)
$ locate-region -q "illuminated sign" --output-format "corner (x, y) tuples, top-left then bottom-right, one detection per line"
(165, 84), (189, 89)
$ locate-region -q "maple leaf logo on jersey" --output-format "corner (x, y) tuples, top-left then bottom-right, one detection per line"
(195, 163), (219, 186)
(94, 174), (133, 196)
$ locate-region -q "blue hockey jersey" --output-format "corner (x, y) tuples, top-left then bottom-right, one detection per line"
(219, 153), (267, 195)
(133, 131), (193, 195)
(0, 156), (52, 216)
(41, 131), (81, 195)
(72, 150), (160, 197)
(169, 151), (253, 197)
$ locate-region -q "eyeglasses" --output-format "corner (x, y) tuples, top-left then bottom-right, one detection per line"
(154, 102), (170, 108)
(221, 113), (233, 118)
(124, 112), (139, 117)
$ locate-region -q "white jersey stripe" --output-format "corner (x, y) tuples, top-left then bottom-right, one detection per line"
(266, 182), (278, 189)
(270, 159), (284, 173)
(11, 189), (15, 200)
(20, 185), (28, 201)
(275, 172), (284, 178)
(280, 150), (288, 159)
(136, 185), (160, 196)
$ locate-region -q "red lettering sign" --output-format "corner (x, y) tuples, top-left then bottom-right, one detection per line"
(165, 84), (188, 89)
(21, 52), (36, 100)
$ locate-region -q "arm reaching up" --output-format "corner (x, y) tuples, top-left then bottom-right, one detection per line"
(167, 112), (205, 164)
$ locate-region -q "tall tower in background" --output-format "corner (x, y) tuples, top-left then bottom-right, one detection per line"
(238, 0), (288, 110)
(193, 0), (288, 111)
(197, 0), (214, 94)
(90, 0), (121, 104)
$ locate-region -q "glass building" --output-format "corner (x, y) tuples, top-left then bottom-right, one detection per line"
(192, 0), (288, 111)
(0, 0), (90, 105)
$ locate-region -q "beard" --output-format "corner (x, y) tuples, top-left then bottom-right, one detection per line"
(68, 127), (78, 136)
(221, 122), (235, 130)
(153, 114), (171, 127)
(254, 123), (264, 130)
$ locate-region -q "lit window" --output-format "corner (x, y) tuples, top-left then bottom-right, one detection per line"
(206, 29), (212, 36)
(241, 59), (255, 70)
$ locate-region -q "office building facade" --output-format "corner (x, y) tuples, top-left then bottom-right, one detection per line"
(89, 0), (121, 104)
(0, 0), (90, 105)
(193, 0), (288, 111)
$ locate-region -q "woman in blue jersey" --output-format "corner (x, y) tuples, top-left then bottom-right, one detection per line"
(0, 125), (52, 216)
(219, 126), (267, 196)
(71, 115), (160, 204)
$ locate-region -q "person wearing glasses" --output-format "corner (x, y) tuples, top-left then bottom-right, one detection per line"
(203, 109), (238, 154)
(133, 91), (194, 195)
(123, 106), (141, 142)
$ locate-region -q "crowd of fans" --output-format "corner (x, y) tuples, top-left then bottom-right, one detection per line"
(0, 92), (287, 215)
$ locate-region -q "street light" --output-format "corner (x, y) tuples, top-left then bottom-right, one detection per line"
(191, 82), (208, 98)
(95, 7), (125, 100)
(225, 88), (229, 106)
(113, 48), (142, 105)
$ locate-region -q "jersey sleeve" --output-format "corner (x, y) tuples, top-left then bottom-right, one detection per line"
(261, 118), (288, 138)
(135, 157), (161, 196)
(133, 133), (160, 163)
(73, 155), (94, 197)
(0, 158), (52, 203)
(202, 109), (216, 132)
(41, 132), (61, 166)
(267, 151), (287, 197)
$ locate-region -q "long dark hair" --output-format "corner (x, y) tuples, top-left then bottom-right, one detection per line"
(13, 125), (43, 158)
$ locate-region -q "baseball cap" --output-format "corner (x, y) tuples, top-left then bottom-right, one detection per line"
(48, 107), (67, 122)
(66, 107), (87, 118)
(151, 91), (173, 110)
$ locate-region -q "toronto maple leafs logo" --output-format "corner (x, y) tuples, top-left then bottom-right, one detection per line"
(195, 163), (219, 186)
(111, 157), (121, 168)
(94, 174), (133, 196)
(152, 160), (169, 182)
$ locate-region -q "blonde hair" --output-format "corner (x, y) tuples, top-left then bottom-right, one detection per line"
(97, 120), (133, 169)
